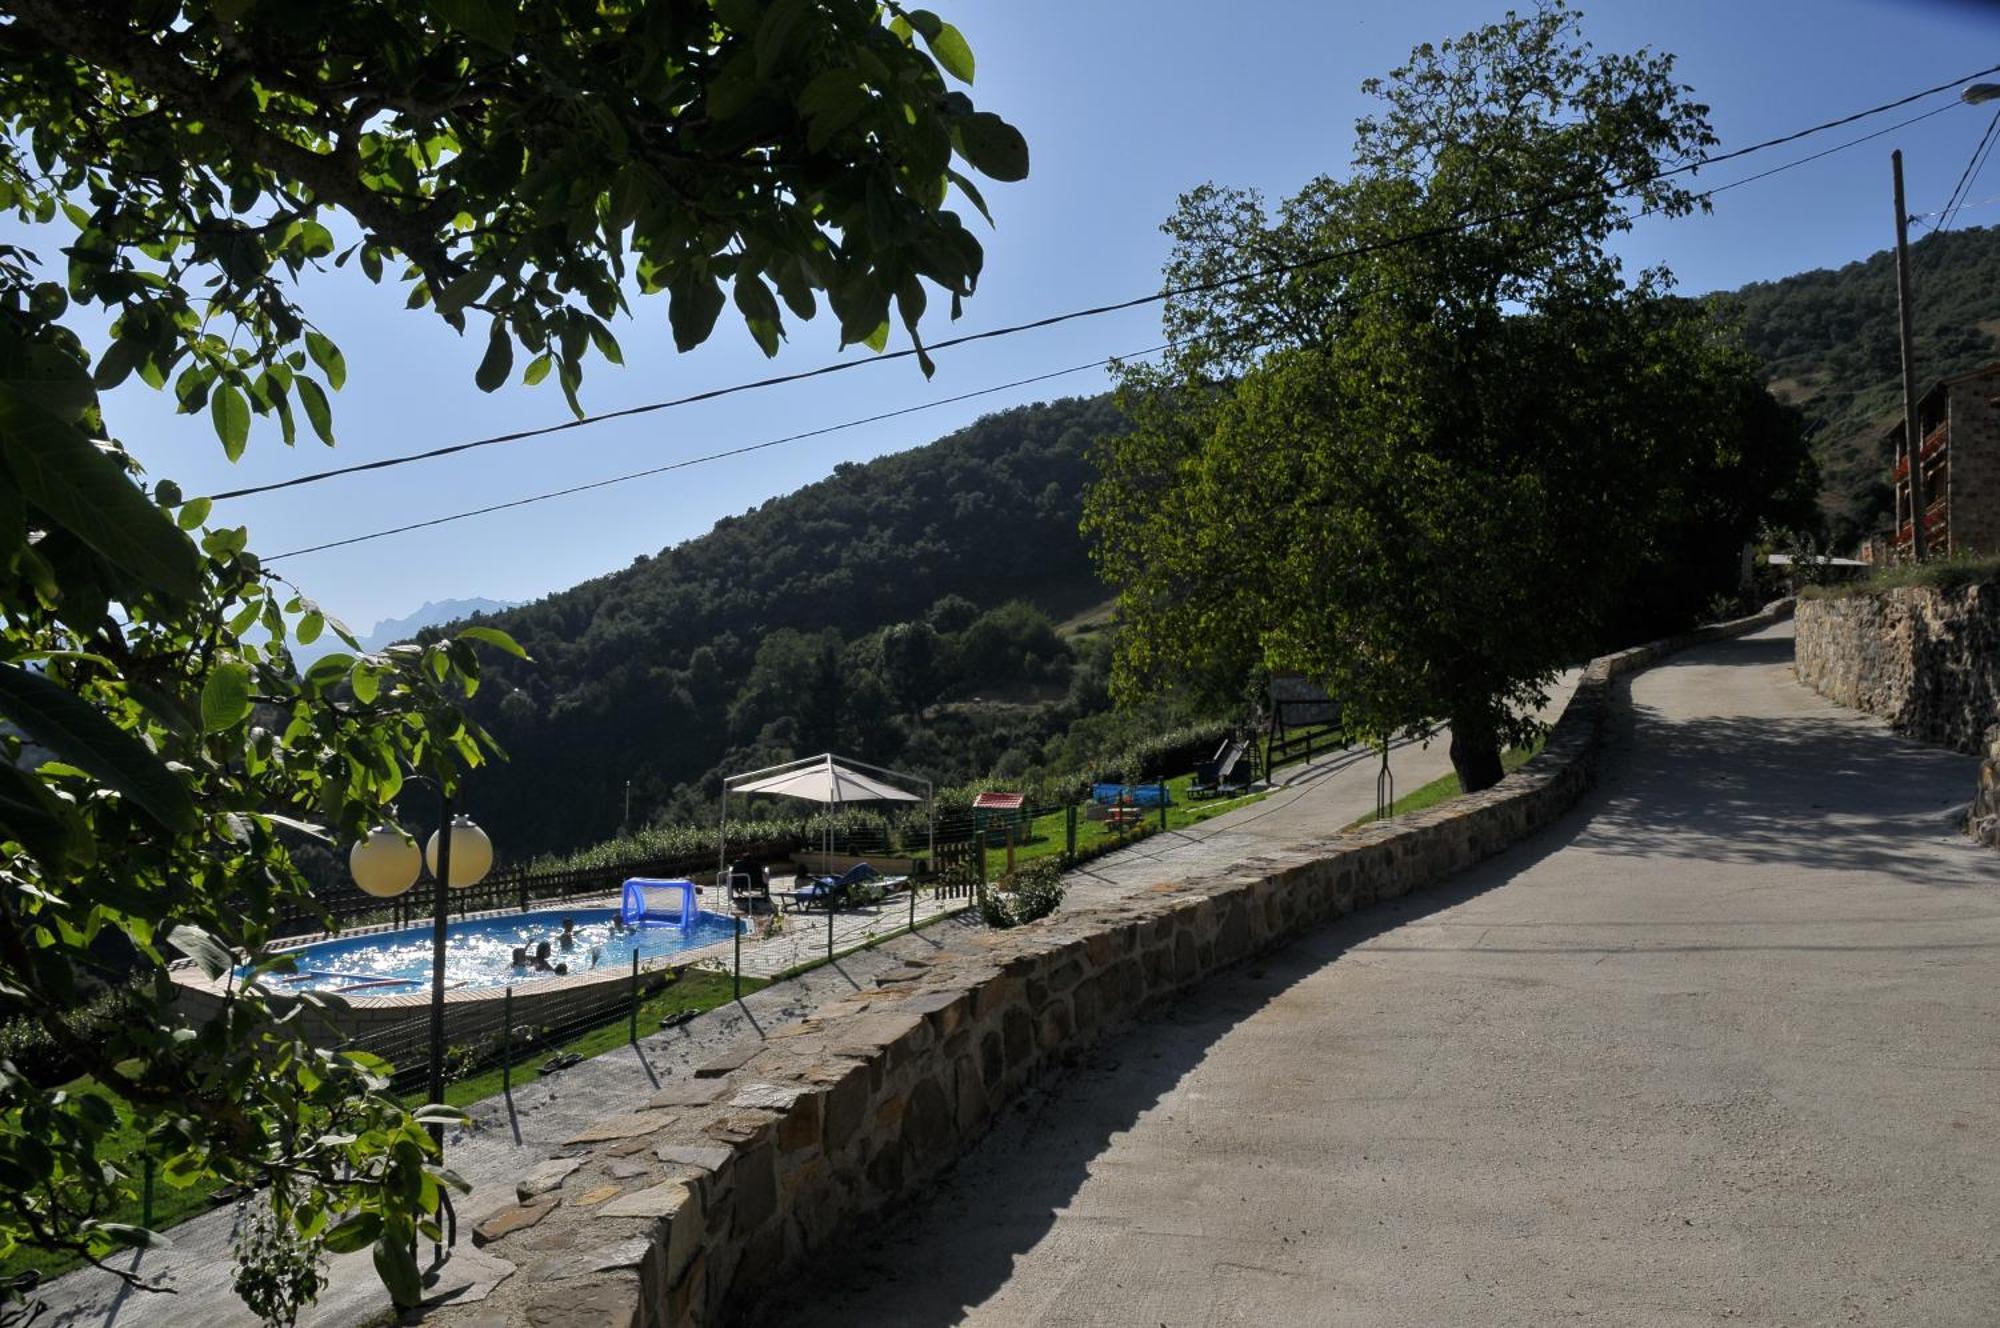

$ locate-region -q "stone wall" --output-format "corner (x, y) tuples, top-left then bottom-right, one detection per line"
(1969, 726), (2000, 849)
(1793, 583), (2000, 755)
(430, 605), (1792, 1328)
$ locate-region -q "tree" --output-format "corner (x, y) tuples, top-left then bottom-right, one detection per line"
(0, 1), (1027, 1314)
(1087, 2), (1812, 792)
(880, 619), (942, 719)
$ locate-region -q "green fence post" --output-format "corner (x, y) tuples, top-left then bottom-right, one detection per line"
(629, 950), (640, 1044)
(1158, 780), (1169, 831)
(826, 899), (834, 962)
(142, 1155), (154, 1230)
(908, 875), (916, 932)
(502, 986), (512, 1097)
(733, 917), (742, 1001)
(1066, 803), (1077, 861)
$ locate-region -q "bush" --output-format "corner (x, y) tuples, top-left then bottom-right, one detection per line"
(0, 982), (145, 1085)
(981, 859), (1066, 929)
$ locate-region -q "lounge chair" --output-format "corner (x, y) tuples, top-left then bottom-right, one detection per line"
(778, 862), (878, 912)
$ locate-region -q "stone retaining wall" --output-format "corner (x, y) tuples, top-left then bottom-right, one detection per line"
(1794, 583), (2000, 755)
(431, 604), (1791, 1328)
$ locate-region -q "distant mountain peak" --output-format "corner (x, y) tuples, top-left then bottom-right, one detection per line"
(364, 597), (518, 647)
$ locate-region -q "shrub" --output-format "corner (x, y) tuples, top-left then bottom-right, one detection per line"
(0, 982), (145, 1085)
(981, 859), (1066, 929)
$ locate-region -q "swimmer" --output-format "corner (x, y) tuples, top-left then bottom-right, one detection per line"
(559, 917), (577, 949)
(510, 946), (529, 970)
(532, 940), (556, 972)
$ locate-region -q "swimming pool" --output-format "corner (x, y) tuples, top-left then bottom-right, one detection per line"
(255, 906), (742, 995)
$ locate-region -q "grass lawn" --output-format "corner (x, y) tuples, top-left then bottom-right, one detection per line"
(1343, 738), (1547, 831)
(435, 966), (763, 1109)
(980, 770), (1267, 878)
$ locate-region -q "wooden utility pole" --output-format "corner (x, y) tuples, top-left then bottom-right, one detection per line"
(1893, 149), (1930, 563)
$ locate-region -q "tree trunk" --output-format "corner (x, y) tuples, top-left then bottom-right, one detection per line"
(1448, 712), (1505, 793)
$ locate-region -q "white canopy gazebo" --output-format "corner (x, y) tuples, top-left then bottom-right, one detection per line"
(719, 752), (934, 881)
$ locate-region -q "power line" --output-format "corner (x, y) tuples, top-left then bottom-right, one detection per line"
(1930, 106), (2000, 235)
(262, 344), (1168, 561)
(209, 60), (2000, 507)
(1676, 102), (1960, 210)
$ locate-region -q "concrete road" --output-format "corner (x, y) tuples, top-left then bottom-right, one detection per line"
(756, 624), (2000, 1327)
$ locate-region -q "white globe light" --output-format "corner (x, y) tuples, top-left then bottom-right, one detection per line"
(426, 814), (494, 889)
(349, 825), (421, 899)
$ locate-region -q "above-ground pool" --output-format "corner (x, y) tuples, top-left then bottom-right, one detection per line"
(256, 907), (741, 995)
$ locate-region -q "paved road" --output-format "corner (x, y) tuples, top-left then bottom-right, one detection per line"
(756, 624), (2000, 1327)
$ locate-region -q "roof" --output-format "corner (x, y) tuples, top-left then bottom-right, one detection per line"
(972, 792), (1026, 810)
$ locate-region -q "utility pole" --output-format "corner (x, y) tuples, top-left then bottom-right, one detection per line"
(1893, 149), (1930, 563)
(623, 779), (632, 832)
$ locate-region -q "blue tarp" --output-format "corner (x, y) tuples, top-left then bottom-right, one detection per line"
(1090, 782), (1171, 808)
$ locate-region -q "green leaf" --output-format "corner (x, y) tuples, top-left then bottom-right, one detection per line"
(922, 20), (975, 83)
(733, 275), (783, 357)
(667, 271), (727, 353)
(305, 653), (357, 691)
(200, 663), (253, 732)
(0, 662), (199, 834)
(374, 1234), (422, 1309)
(456, 625), (529, 659)
(475, 318), (512, 393)
(298, 610), (326, 645)
(175, 496), (212, 531)
(209, 382), (250, 459)
(323, 1212), (380, 1255)
(305, 330), (347, 390)
(297, 377), (334, 445)
(0, 388), (202, 598)
(954, 112), (1029, 183)
(431, 0), (516, 51)
(522, 353), (553, 387)
(166, 924), (235, 981)
(0, 760), (77, 871)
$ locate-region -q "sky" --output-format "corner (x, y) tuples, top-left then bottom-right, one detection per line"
(28, 0), (2000, 631)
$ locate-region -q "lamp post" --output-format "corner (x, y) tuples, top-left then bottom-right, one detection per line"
(348, 785), (494, 1145)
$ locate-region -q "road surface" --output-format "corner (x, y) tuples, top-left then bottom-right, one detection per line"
(755, 624), (1998, 1327)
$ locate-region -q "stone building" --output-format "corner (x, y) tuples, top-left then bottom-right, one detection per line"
(1888, 361), (2000, 559)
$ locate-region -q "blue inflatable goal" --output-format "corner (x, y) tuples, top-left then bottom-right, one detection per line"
(622, 877), (699, 929)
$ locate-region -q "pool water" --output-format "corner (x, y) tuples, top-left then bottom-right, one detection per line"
(255, 907), (742, 995)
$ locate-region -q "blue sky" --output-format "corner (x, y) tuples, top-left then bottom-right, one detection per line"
(39, 0), (2000, 630)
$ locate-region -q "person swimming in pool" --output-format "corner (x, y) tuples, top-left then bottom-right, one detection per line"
(510, 946), (530, 971)
(532, 940), (568, 975)
(558, 917), (577, 949)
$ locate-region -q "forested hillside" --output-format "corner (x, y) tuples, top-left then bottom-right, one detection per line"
(1710, 223), (2000, 546)
(457, 394), (1131, 854)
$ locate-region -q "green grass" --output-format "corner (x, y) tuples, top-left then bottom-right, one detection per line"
(1343, 739), (1547, 831)
(1799, 552), (2000, 599)
(980, 770), (1268, 877)
(434, 966), (763, 1110)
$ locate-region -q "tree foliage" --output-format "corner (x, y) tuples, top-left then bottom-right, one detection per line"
(1087, 2), (1816, 792)
(0, 0), (1026, 1313)
(0, 0), (1027, 441)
